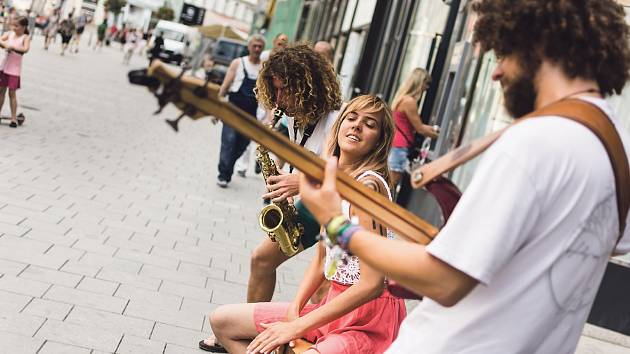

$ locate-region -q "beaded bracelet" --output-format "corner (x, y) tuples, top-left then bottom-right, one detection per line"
(325, 215), (350, 244)
(338, 224), (362, 253)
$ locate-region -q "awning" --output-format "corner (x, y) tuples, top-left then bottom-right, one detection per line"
(196, 24), (248, 41)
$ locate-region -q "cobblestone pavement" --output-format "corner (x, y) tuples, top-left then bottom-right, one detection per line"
(0, 38), (311, 353)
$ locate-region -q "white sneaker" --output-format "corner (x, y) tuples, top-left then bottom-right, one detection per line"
(217, 180), (228, 188)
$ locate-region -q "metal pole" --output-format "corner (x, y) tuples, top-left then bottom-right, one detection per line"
(419, 0), (461, 122)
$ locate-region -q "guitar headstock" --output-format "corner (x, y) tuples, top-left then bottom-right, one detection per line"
(128, 61), (225, 131)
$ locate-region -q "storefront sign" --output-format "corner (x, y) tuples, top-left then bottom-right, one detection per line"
(180, 3), (205, 26)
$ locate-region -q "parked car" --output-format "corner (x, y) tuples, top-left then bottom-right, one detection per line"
(148, 20), (200, 66)
(210, 37), (248, 83)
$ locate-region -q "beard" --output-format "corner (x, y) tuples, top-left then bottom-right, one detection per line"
(502, 73), (537, 118)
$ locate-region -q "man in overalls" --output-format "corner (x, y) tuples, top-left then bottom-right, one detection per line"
(217, 34), (265, 187)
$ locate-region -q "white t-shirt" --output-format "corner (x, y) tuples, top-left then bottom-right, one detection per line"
(287, 110), (339, 157)
(228, 56), (261, 93)
(260, 49), (271, 62)
(386, 97), (630, 354)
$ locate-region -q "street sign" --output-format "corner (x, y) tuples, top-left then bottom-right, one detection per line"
(180, 3), (205, 26)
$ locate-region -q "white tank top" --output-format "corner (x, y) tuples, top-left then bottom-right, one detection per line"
(229, 56), (261, 93)
(324, 170), (395, 285)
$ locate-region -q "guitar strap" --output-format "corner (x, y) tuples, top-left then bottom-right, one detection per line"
(411, 98), (630, 242)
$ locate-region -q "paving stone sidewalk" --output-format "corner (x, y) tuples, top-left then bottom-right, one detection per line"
(0, 39), (311, 353)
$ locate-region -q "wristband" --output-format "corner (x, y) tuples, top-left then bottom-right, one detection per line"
(325, 215), (350, 244)
(338, 224), (362, 252)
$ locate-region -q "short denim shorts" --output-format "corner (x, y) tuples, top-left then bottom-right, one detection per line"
(388, 147), (409, 173)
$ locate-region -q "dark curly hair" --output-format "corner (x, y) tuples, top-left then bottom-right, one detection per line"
(256, 43), (343, 128)
(472, 0), (630, 96)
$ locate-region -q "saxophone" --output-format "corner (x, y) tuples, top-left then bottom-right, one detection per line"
(256, 109), (304, 257)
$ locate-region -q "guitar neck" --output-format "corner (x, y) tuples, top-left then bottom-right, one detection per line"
(148, 62), (438, 244)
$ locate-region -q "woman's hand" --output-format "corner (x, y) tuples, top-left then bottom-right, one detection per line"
(264, 171), (299, 202)
(285, 302), (300, 322)
(246, 321), (305, 354)
(299, 157), (343, 225)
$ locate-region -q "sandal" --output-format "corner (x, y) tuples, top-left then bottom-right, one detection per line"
(198, 339), (228, 353)
(17, 113), (25, 126)
(9, 121), (17, 128)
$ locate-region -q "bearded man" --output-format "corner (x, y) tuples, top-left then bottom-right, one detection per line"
(299, 1), (630, 353)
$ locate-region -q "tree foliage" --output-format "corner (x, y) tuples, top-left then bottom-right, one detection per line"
(155, 6), (175, 21)
(105, 0), (126, 15)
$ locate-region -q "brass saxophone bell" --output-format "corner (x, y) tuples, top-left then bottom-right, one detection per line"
(259, 203), (300, 257)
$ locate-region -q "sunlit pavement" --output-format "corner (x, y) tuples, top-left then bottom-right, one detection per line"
(0, 36), (310, 353)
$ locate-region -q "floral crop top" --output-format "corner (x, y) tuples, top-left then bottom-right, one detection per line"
(323, 170), (395, 285)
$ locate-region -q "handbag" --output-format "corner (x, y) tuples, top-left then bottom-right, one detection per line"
(394, 123), (424, 161)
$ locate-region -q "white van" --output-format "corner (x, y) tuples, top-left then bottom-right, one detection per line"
(149, 20), (199, 65)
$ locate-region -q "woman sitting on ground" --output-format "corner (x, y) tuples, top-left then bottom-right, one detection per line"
(208, 95), (406, 354)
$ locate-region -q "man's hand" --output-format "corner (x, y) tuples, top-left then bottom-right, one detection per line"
(298, 157), (343, 225)
(263, 171), (299, 203)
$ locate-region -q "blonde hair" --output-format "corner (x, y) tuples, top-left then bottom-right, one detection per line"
(391, 68), (431, 111)
(325, 95), (395, 184)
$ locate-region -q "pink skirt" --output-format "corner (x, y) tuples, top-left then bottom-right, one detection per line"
(254, 281), (406, 354)
(0, 71), (20, 90)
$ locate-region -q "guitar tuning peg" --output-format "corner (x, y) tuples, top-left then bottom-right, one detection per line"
(165, 111), (186, 132)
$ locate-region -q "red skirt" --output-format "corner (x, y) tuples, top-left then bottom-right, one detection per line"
(253, 281), (406, 354)
(0, 71), (20, 90)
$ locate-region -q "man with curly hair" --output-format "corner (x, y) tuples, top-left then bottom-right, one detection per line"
(199, 43), (342, 353)
(298, 1), (630, 353)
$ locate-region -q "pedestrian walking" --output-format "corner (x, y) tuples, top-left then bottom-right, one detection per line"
(0, 16), (30, 128)
(84, 15), (95, 47)
(235, 32), (290, 177)
(2, 8), (16, 34)
(94, 20), (106, 50)
(27, 10), (36, 38)
(388, 68), (439, 188)
(215, 34), (265, 188)
(71, 12), (87, 53)
(58, 14), (75, 56)
(43, 9), (59, 50)
(148, 31), (164, 64)
(122, 28), (137, 65)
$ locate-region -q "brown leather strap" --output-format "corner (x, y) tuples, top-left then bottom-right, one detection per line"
(411, 98), (629, 239)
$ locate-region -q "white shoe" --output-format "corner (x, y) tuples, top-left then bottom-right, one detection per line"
(217, 180), (228, 188)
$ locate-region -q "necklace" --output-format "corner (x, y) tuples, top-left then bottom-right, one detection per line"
(560, 88), (601, 101)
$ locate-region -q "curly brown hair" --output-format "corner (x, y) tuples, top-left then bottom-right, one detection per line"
(256, 43), (343, 128)
(472, 0), (630, 96)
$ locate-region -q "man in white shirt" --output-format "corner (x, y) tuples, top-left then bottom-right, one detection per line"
(216, 34), (265, 188)
(299, 1), (630, 353)
(260, 32), (288, 62)
(235, 32), (289, 177)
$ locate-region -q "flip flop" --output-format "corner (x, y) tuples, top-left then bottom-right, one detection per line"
(17, 113), (25, 126)
(198, 339), (228, 353)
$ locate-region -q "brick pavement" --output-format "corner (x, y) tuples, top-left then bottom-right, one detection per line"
(1, 36), (628, 354)
(0, 38), (311, 353)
